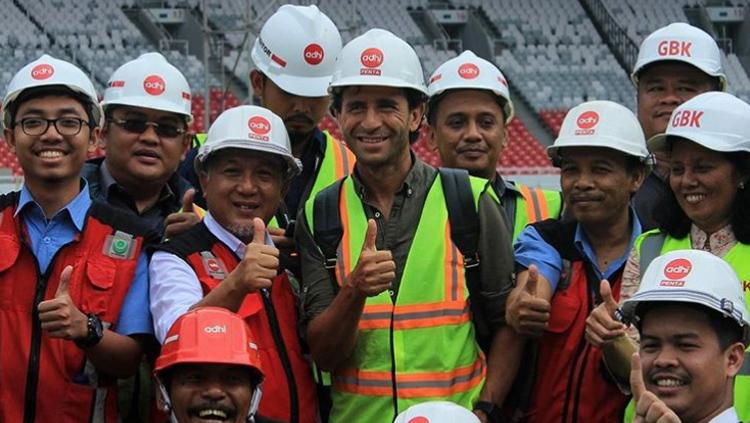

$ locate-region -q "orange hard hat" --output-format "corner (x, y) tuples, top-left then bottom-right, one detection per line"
(154, 307), (263, 385)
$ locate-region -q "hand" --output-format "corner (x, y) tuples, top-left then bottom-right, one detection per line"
(164, 189), (202, 238)
(268, 226), (296, 255)
(585, 280), (626, 347)
(506, 265), (550, 337)
(38, 266), (88, 340)
(346, 219), (395, 297)
(631, 353), (681, 423)
(233, 218), (279, 292)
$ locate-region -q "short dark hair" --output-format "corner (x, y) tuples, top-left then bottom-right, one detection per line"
(7, 86), (97, 128)
(637, 301), (744, 351)
(330, 86), (426, 143)
(653, 143), (750, 242)
(425, 90), (508, 126)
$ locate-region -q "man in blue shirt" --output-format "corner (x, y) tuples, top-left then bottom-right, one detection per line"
(0, 54), (153, 423)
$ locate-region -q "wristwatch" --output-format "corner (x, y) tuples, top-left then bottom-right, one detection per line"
(473, 400), (496, 416)
(74, 314), (104, 349)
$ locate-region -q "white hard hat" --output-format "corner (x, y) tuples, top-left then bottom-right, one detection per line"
(102, 52), (192, 121)
(631, 23), (726, 90)
(547, 100), (649, 162)
(427, 50), (514, 124)
(394, 401), (480, 423)
(648, 91), (750, 154)
(197, 105), (301, 178)
(3, 54), (101, 128)
(329, 28), (428, 95)
(251, 5), (342, 97)
(622, 249), (750, 346)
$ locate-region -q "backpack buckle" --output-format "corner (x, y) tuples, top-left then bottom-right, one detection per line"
(464, 253), (480, 269)
(324, 257), (338, 270)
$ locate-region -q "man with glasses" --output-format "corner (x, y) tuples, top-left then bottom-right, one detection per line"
(0, 54), (154, 423)
(82, 52), (197, 238)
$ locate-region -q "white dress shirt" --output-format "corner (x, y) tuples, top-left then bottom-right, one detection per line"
(707, 407), (739, 423)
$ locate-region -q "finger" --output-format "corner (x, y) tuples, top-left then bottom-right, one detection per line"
(181, 188), (195, 213)
(251, 218), (266, 245)
(41, 320), (66, 332)
(267, 227), (286, 236)
(362, 219), (378, 252)
(525, 264), (539, 296)
(37, 299), (63, 313)
(630, 352), (647, 400)
(521, 297), (551, 313)
(600, 279), (618, 314)
(55, 266), (73, 298)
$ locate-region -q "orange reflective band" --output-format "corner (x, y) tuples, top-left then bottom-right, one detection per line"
(519, 185), (546, 223)
(336, 182), (352, 285)
(358, 302), (470, 330)
(533, 188), (550, 220)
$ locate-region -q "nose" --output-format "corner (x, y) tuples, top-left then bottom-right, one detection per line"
(573, 170), (595, 190)
(236, 173), (258, 195)
(39, 121), (64, 141)
(652, 346), (680, 370)
(200, 379), (229, 401)
(658, 86), (682, 106)
(464, 121), (482, 142)
(138, 123), (160, 144)
(360, 107), (382, 132)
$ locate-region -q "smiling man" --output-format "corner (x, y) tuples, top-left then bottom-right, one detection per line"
(82, 52), (197, 238)
(149, 105), (317, 423)
(622, 249), (748, 423)
(0, 55), (155, 423)
(506, 101), (648, 422)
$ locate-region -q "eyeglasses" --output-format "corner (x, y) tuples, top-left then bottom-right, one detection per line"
(110, 118), (186, 138)
(15, 117), (90, 136)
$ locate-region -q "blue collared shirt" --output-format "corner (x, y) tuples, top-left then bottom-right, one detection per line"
(514, 208), (642, 291)
(16, 181), (152, 336)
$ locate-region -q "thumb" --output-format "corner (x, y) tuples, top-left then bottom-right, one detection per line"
(251, 218), (266, 244)
(630, 352), (647, 400)
(525, 264), (539, 296)
(55, 265), (73, 298)
(182, 188), (195, 213)
(600, 279), (618, 313)
(362, 219), (377, 252)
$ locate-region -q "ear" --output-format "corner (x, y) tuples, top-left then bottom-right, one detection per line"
(180, 132), (191, 161)
(409, 102), (426, 132)
(500, 125), (510, 151)
(88, 126), (101, 154)
(98, 122), (110, 150)
(250, 70), (264, 98)
(629, 164), (647, 194)
(725, 342), (746, 378)
(154, 379), (172, 413)
(3, 128), (16, 153)
(198, 168), (210, 197)
(425, 123), (438, 152)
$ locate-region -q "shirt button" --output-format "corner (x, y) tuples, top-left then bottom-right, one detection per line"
(42, 236), (51, 244)
(407, 188), (413, 196)
(374, 211), (381, 218)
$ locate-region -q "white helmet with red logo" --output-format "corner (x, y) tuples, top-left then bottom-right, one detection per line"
(102, 52), (192, 121)
(251, 4), (342, 97)
(196, 105), (302, 178)
(394, 401), (481, 423)
(427, 50), (514, 124)
(647, 91), (750, 154)
(329, 28), (428, 95)
(622, 249), (750, 346)
(547, 100), (649, 163)
(631, 23), (726, 90)
(2, 54), (101, 129)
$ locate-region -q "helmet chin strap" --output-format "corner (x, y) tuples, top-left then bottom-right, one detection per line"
(155, 377), (263, 423)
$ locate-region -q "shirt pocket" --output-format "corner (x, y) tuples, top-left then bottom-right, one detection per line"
(79, 257), (117, 315)
(547, 291), (581, 334)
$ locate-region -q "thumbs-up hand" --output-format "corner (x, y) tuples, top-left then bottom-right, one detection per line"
(234, 218), (279, 292)
(164, 189), (202, 239)
(346, 219), (395, 297)
(506, 265), (551, 337)
(38, 266), (88, 341)
(585, 279), (627, 348)
(630, 353), (681, 423)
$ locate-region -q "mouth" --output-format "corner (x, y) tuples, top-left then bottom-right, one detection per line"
(36, 149), (67, 159)
(233, 201), (261, 214)
(682, 193), (706, 205)
(650, 373), (689, 394)
(655, 109), (675, 119)
(188, 406), (236, 422)
(133, 149), (161, 162)
(571, 195), (603, 205)
(457, 147), (488, 159)
(356, 135), (388, 145)
(285, 115), (314, 126)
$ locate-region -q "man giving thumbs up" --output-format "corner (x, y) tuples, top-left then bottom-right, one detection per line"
(149, 106), (318, 423)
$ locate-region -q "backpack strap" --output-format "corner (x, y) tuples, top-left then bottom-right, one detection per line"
(311, 178), (346, 295)
(639, 232), (667, 275)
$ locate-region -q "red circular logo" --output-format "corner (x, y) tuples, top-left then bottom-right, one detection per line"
(248, 116), (271, 135)
(303, 43), (325, 65)
(143, 75), (166, 96)
(663, 258), (692, 280)
(458, 63), (480, 79)
(207, 260), (220, 272)
(407, 418), (429, 423)
(576, 111), (599, 129)
(360, 48), (384, 68)
(31, 64), (54, 80)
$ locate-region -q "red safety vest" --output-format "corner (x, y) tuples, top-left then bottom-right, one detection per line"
(521, 219), (629, 423)
(0, 195), (147, 423)
(156, 222), (318, 423)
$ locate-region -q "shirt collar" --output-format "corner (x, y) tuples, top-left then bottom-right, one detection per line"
(203, 212), (273, 258)
(573, 207), (642, 267)
(707, 407), (739, 423)
(100, 159), (177, 206)
(351, 152), (429, 200)
(16, 179), (92, 231)
(493, 173), (521, 198)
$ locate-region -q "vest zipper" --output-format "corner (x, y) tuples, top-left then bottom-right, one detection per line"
(559, 332), (587, 423)
(261, 288), (299, 423)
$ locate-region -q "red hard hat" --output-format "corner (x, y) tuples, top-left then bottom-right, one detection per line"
(154, 307), (263, 385)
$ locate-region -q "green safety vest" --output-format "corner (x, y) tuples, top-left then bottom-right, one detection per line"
(623, 230), (750, 422)
(509, 184), (563, 242)
(306, 174), (489, 423)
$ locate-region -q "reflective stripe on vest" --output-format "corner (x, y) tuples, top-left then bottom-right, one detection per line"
(315, 174), (487, 422)
(513, 185), (562, 241)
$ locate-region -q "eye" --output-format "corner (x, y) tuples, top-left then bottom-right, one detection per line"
(670, 165), (684, 176)
(22, 118), (44, 129)
(479, 117), (496, 128)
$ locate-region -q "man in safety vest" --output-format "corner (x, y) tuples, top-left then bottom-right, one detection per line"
(631, 23), (725, 230)
(150, 105), (317, 423)
(154, 307), (270, 423)
(622, 250), (748, 423)
(250, 4), (353, 276)
(296, 29), (521, 423)
(505, 101), (649, 422)
(426, 50), (562, 241)
(0, 55), (154, 423)
(82, 52), (200, 239)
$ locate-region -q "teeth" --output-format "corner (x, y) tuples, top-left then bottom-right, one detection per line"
(39, 150), (63, 158)
(685, 194), (705, 204)
(198, 409), (227, 419)
(655, 378), (685, 387)
(359, 136), (386, 144)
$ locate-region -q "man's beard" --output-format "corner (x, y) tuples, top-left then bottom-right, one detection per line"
(226, 223), (255, 242)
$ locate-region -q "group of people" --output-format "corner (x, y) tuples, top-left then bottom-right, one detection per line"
(0, 3), (748, 423)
